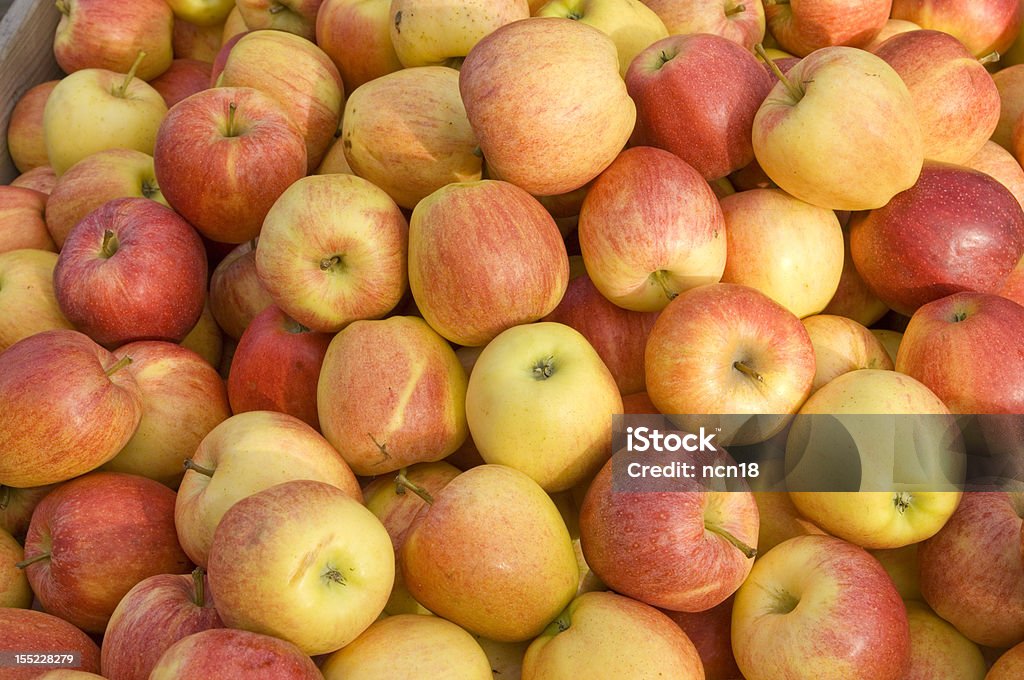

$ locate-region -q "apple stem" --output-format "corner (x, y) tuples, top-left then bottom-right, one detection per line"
(706, 523), (757, 559)
(104, 355), (132, 377)
(566, 10), (583, 20)
(532, 355), (556, 380)
(0, 486), (9, 511)
(979, 51), (1001, 65)
(114, 51), (147, 99)
(16, 552), (51, 569)
(100, 229), (120, 259)
(269, 2), (286, 13)
(893, 492), (913, 514)
(141, 179), (160, 199)
(733, 360), (764, 383)
(725, 3), (746, 16)
(226, 102), (238, 138)
(650, 270), (678, 302)
(55, 0), (69, 15)
(192, 566), (206, 606)
(395, 468), (434, 505)
(320, 254), (344, 272)
(755, 43), (803, 102)
(183, 459), (216, 477)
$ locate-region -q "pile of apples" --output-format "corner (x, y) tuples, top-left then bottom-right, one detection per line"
(3, 0), (1024, 678)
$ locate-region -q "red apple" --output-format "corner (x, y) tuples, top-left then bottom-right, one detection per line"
(0, 484), (54, 540)
(0, 185), (55, 254)
(315, 0), (403, 91)
(663, 596), (743, 680)
(891, 0), (1022, 57)
(990, 641), (1024, 679)
(822, 224), (890, 326)
(208, 240), (275, 340)
(0, 609), (101, 678)
(235, 0), (323, 40)
(5, 80), (58, 174)
(994, 65), (1024, 150)
(10, 166), (58, 195)
(149, 58), (212, 108)
(764, 0), (891, 57)
(640, 0), (765, 50)
(963, 140), (1024, 211)
(148, 628), (321, 680)
(171, 16), (224, 62)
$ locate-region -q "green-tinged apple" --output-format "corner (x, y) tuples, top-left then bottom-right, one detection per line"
(645, 283), (816, 445)
(228, 304), (331, 430)
(149, 58), (212, 108)
(389, 0), (529, 67)
(342, 66), (481, 209)
(990, 642), (1024, 679)
(0, 330), (142, 488)
(43, 59), (168, 176)
(732, 535), (910, 680)
(6, 80), (57, 173)
(235, 0), (323, 39)
(626, 34), (773, 180)
(752, 490), (827, 556)
(0, 186), (55, 253)
(207, 480), (394, 654)
(663, 596), (743, 680)
(874, 30), (999, 164)
(640, 0), (765, 49)
(10, 166), (57, 194)
(175, 410), (361, 567)
(153, 86), (307, 244)
(317, 316), (468, 476)
(20, 472), (192, 633)
(903, 601), (987, 679)
(166, 0), (234, 26)
(994, 66), (1024, 149)
(0, 484), (54, 540)
(53, 0), (174, 80)
(871, 329), (903, 365)
(524, 591), (704, 679)
(720, 188), (843, 318)
(0, 609), (101, 677)
(101, 569), (223, 680)
(763, 0), (890, 56)
(255, 173), (408, 332)
(45, 148), (168, 248)
(209, 241), (275, 339)
(321, 614), (492, 679)
(316, 0), (403, 91)
(216, 29), (343, 170)
(0, 249), (74, 351)
(919, 491), (1024, 648)
(869, 543), (921, 601)
(822, 224), (889, 326)
(148, 628), (321, 680)
(180, 302), (224, 369)
(752, 46), (923, 211)
(466, 322), (622, 492)
(801, 314), (893, 392)
(102, 341), (230, 488)
(402, 464), (579, 642)
(891, 0), (1022, 57)
(53, 198), (207, 347)
(171, 16), (223, 62)
(850, 162), (1024, 316)
(459, 17), (635, 195)
(964, 140), (1024, 211)
(578, 146), (726, 311)
(408, 180), (568, 346)
(0, 528), (31, 608)
(864, 18), (922, 50)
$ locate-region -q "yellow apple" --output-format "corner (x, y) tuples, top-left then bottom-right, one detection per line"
(166, 0), (235, 26)
(388, 0), (530, 67)
(0, 249), (74, 352)
(801, 314), (894, 392)
(0, 528), (31, 608)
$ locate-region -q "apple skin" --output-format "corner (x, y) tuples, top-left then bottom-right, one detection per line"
(0, 249), (75, 352)
(850, 162), (1024, 317)
(6, 80), (58, 174)
(10, 166), (58, 195)
(0, 527), (32, 608)
(153, 86), (307, 244)
(179, 302), (224, 369)
(148, 628), (322, 680)
(822, 224), (889, 326)
(919, 491), (1024, 648)
(20, 472), (193, 634)
(53, 0), (174, 81)
(316, 0), (403, 91)
(0, 186), (56, 254)
(100, 569), (224, 680)
(990, 641), (1024, 679)
(0, 609), (101, 678)
(751, 489), (827, 557)
(228, 304), (331, 430)
(964, 140), (1024, 211)
(891, 0), (1022, 57)
(167, 0), (235, 27)
(208, 241), (274, 340)
(732, 535), (910, 680)
(207, 480), (394, 655)
(235, 0), (324, 40)
(389, 0), (529, 68)
(764, 0), (891, 57)
(626, 33), (773, 181)
(149, 58), (213, 108)
(578, 146), (727, 312)
(0, 330), (143, 488)
(53, 197), (208, 347)
(864, 17), (922, 51)
(903, 601), (987, 680)
(640, 0), (765, 49)
(459, 17), (636, 196)
(662, 596), (743, 680)
(994, 65), (1024, 150)
(408, 180), (568, 346)
(801, 314), (894, 392)
(171, 16), (225, 61)
(0, 484), (55, 540)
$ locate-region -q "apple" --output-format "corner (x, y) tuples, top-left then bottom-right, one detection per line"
(752, 46), (923, 211)
(0, 609), (101, 677)
(171, 16), (225, 61)
(401, 464), (580, 642)
(149, 58), (212, 108)
(822, 224), (889, 326)
(864, 17), (922, 51)
(20, 472), (192, 633)
(315, 133), (354, 175)
(801, 314), (894, 392)
(0, 330), (142, 488)
(221, 6), (248, 42)
(316, 0), (403, 91)
(10, 166), (58, 195)
(43, 60), (168, 176)
(153, 86), (307, 244)
(207, 480), (393, 654)
(640, 0), (765, 49)
(53, 0), (174, 81)
(254, 173), (409, 332)
(100, 568), (224, 680)
(0, 528), (31, 608)
(869, 543), (921, 601)
(662, 596), (743, 680)
(5, 80), (58, 174)
(645, 283), (816, 446)
(578, 146), (727, 312)
(148, 628), (322, 679)
(228, 304), (331, 430)
(174, 410), (361, 567)
(994, 65), (1024, 150)
(0, 186), (55, 254)
(627, 33), (773, 181)
(389, 0), (529, 67)
(0, 249), (74, 351)
(459, 17), (636, 196)
(179, 302), (224, 369)
(0, 484), (54, 540)
(166, 0), (235, 26)
(763, 0), (891, 57)
(871, 329), (903, 365)
(752, 490), (827, 556)
(963, 140), (1024, 211)
(891, 0), (1022, 57)
(31, 671), (104, 679)
(990, 642), (1024, 679)
(235, 0), (323, 40)
(903, 600), (987, 680)
(209, 240), (275, 340)
(408, 179), (568, 346)
(873, 29), (1000, 164)
(849, 162), (1024, 317)
(731, 534), (910, 680)
(45, 148), (168, 248)
(320, 614), (493, 679)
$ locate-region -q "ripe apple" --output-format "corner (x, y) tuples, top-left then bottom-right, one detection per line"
(822, 224), (889, 326)
(221, 6), (247, 42)
(255, 173), (409, 332)
(0, 484), (54, 540)
(171, 16), (223, 62)
(752, 46), (923, 211)
(662, 596), (743, 680)
(752, 490), (827, 557)
(208, 241), (275, 339)
(0, 528), (31, 608)
(208, 480), (394, 654)
(389, 0), (529, 67)
(903, 600), (987, 680)
(0, 609), (101, 677)
(640, 0), (765, 49)
(408, 179), (568, 346)
(994, 65), (1024, 150)
(148, 628), (322, 680)
(1000, 256), (1024, 307)
(764, 0), (891, 56)
(10, 166), (57, 194)
(166, 0), (235, 26)
(990, 642), (1024, 679)
(179, 302), (224, 369)
(316, 0), (403, 91)
(578, 146), (727, 311)
(891, 0), (1022, 57)
(149, 58), (213, 108)
(153, 86), (307, 244)
(0, 330), (142, 488)
(871, 329), (903, 365)
(20, 472), (192, 633)
(626, 33), (773, 180)
(0, 186), (55, 253)
(869, 543), (921, 601)
(0, 249), (74, 351)
(235, 0), (323, 39)
(801, 314), (894, 392)
(963, 140), (1024, 211)
(5, 80), (58, 174)
(864, 17), (922, 50)
(459, 17), (635, 196)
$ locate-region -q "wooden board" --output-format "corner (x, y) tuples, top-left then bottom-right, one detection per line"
(0, 0), (62, 183)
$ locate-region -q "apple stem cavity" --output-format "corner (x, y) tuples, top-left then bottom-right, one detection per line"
(770, 587), (800, 614)
(15, 552), (51, 569)
(226, 102), (239, 138)
(320, 254), (345, 273)
(323, 563), (347, 586)
(755, 44), (803, 103)
(725, 3), (746, 16)
(532, 355), (556, 380)
(650, 270), (678, 302)
(183, 459), (216, 477)
(104, 355), (133, 377)
(284, 318), (311, 334)
(893, 492), (913, 514)
(442, 57), (465, 70)
(192, 567), (206, 607)
(268, 2), (286, 13)
(395, 468), (434, 505)
(100, 229), (120, 259)
(979, 51), (1001, 66)
(114, 51), (147, 98)
(0, 485), (9, 511)
(733, 360), (764, 384)
(706, 522), (757, 559)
